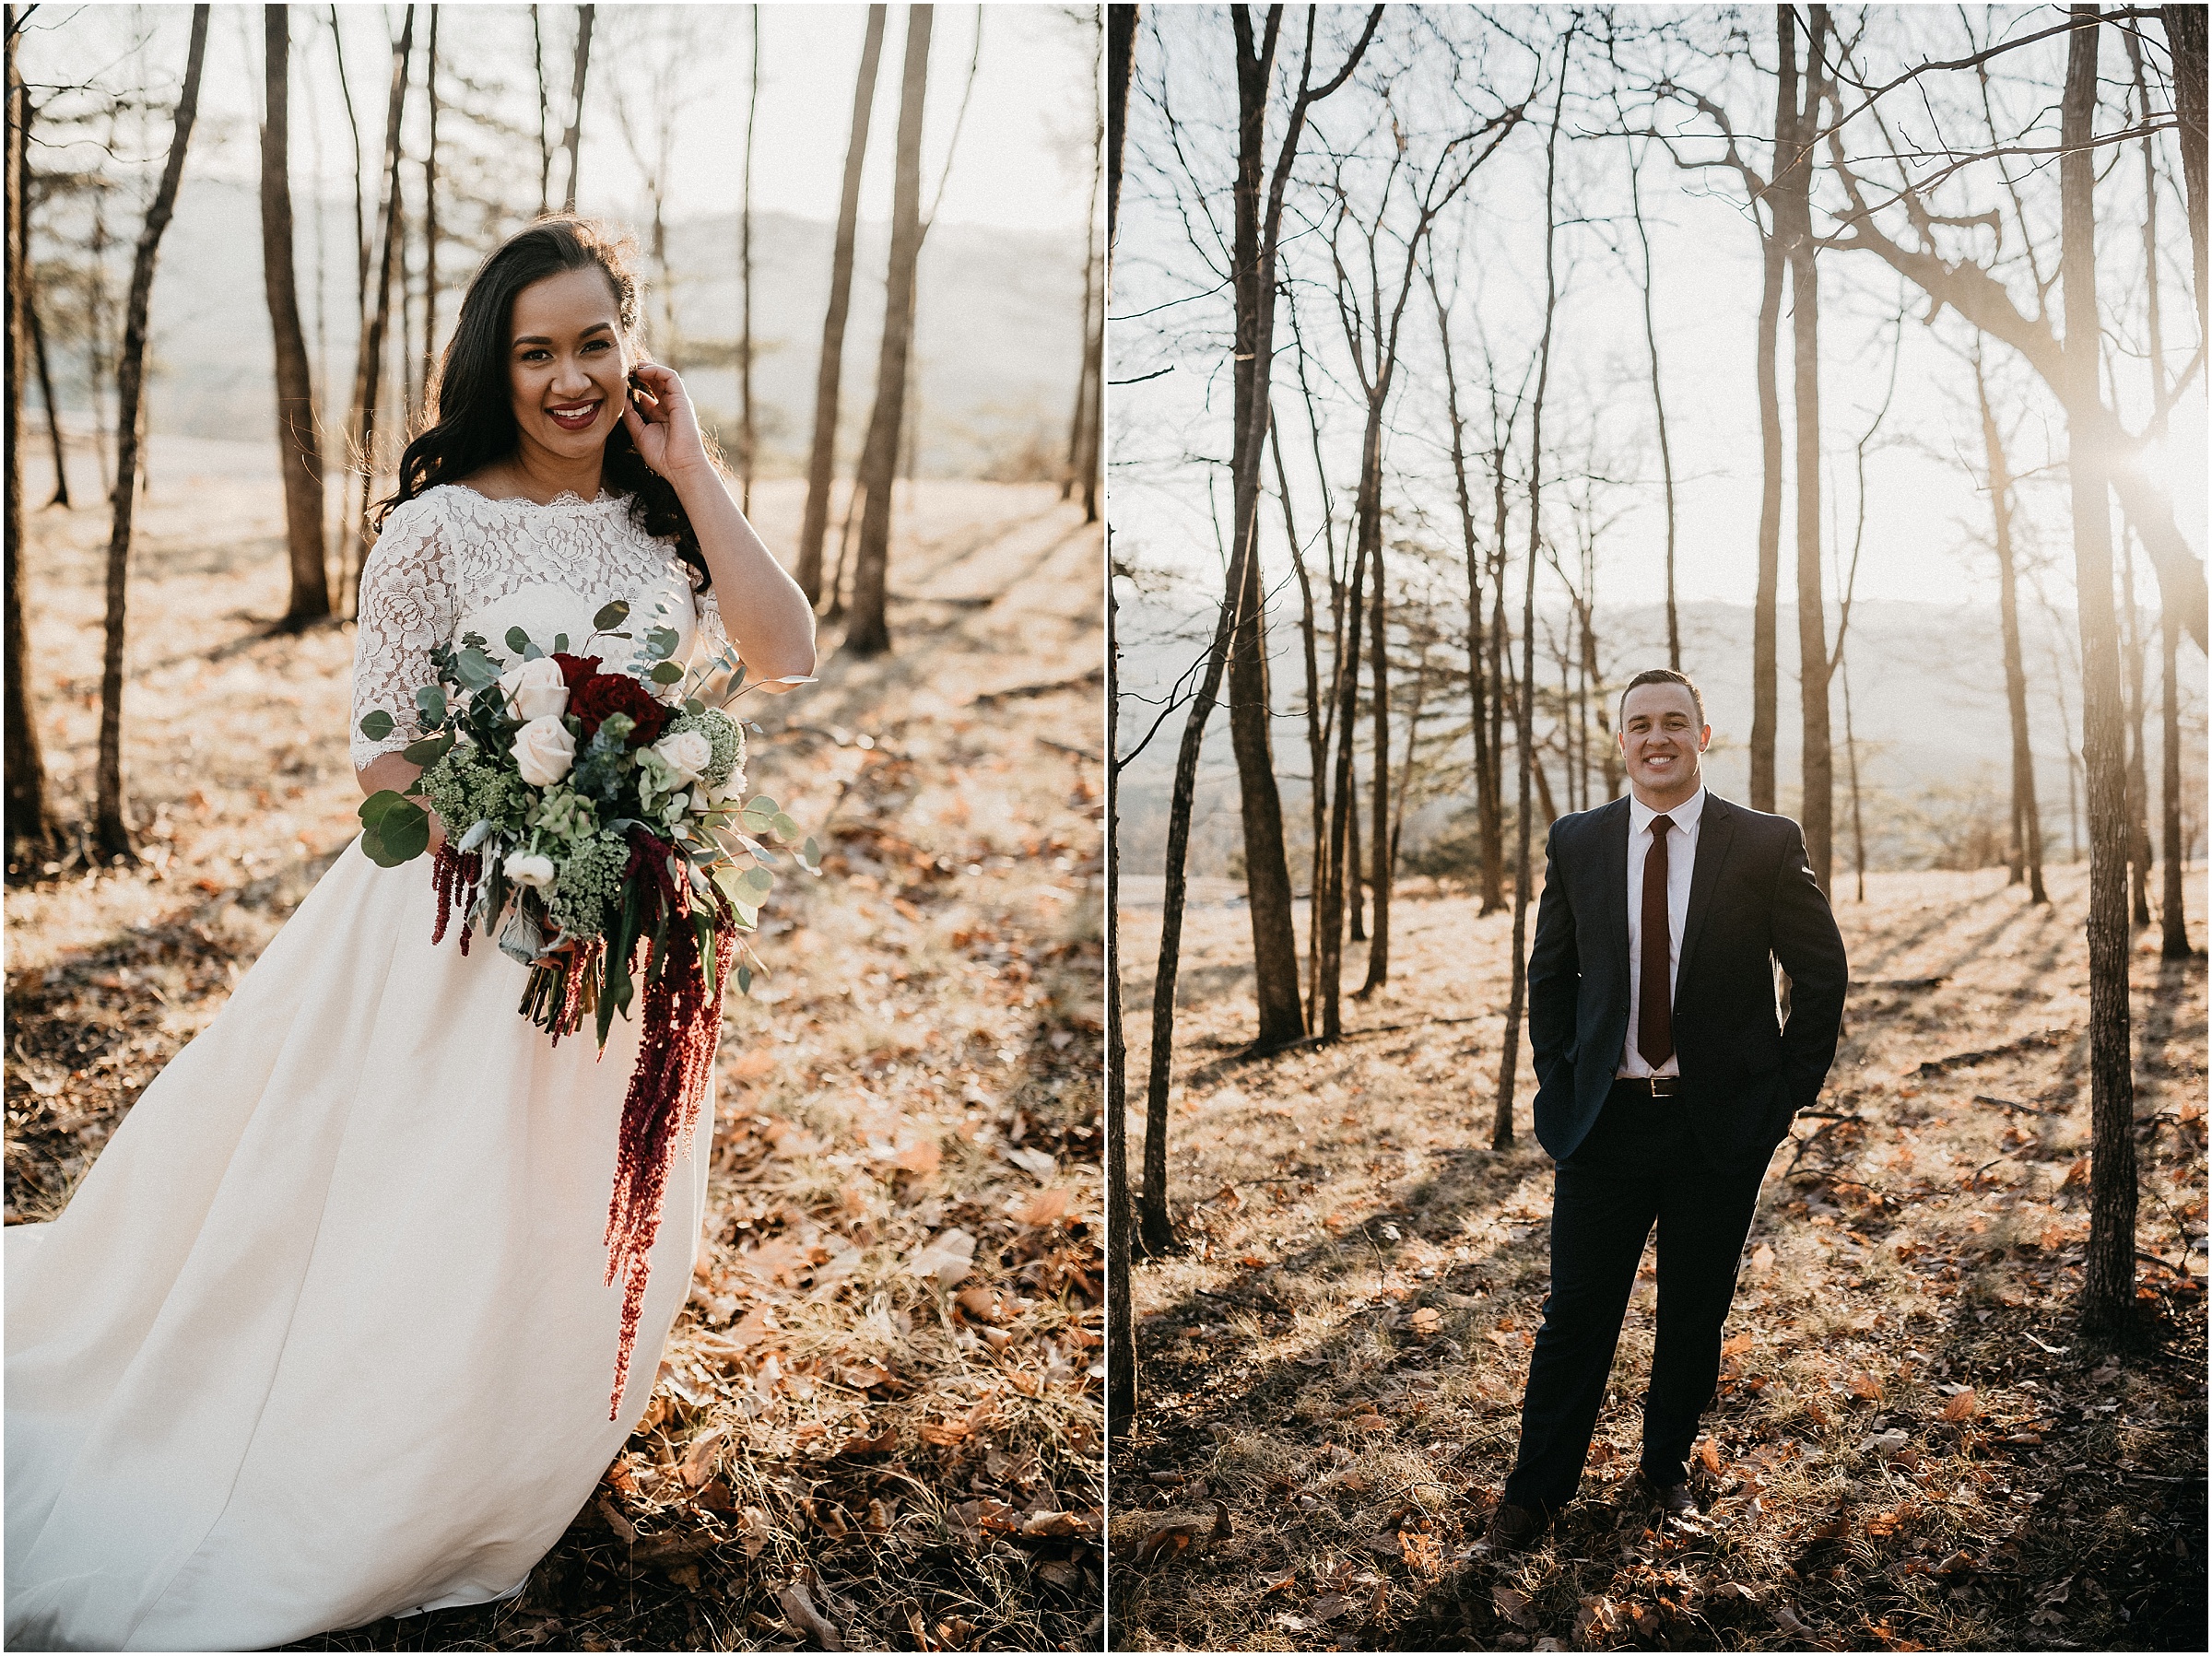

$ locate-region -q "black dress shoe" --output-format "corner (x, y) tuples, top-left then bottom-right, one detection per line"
(1483, 1499), (1551, 1554)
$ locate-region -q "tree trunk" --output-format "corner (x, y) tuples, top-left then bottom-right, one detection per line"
(6, 6), (57, 874)
(844, 6), (931, 659)
(1485, 449), (1509, 911)
(2160, 598), (2190, 956)
(1781, 4), (1833, 890)
(264, 3), (330, 629)
(1271, 411), (1329, 1026)
(796, 7), (885, 605)
(16, 82), (68, 510)
(1360, 470), (1391, 992)
(1138, 462), (1267, 1255)
(2058, 5), (2138, 1341)
(560, 4), (594, 215)
(346, 6), (413, 613)
(740, 7), (759, 513)
(1319, 482), (1371, 1040)
(2121, 547), (2155, 927)
(96, 5), (211, 863)
(1108, 4), (1135, 245)
(1977, 358), (2045, 905)
(1076, 227), (1103, 524)
(420, 6), (440, 405)
(533, 4), (551, 216)
(1629, 143), (1678, 669)
(1499, 19), (1574, 1149)
(1749, 80), (1785, 812)
(1105, 551), (1135, 1422)
(1430, 270), (1496, 914)
(1841, 641), (1866, 900)
(2162, 5), (2207, 336)
(1346, 743), (1366, 943)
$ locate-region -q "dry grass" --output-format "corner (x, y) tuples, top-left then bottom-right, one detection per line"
(6, 456), (1104, 1651)
(1112, 863), (2206, 1651)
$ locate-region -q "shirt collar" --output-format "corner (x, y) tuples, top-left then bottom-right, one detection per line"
(1630, 783), (1705, 840)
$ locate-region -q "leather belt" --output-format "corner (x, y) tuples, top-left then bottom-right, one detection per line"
(1612, 1075), (1682, 1098)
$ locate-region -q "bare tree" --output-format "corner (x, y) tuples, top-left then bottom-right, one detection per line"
(533, 4), (550, 215)
(6, 1), (57, 875)
(796, 6), (886, 606)
(1104, 0), (1135, 1434)
(2121, 546), (2154, 927)
(2159, 597), (2191, 957)
(560, 3), (593, 215)
(95, 4), (211, 862)
(1497, 17), (1576, 1149)
(843, 5), (932, 659)
(1777, 3), (1833, 889)
(263, 2), (330, 628)
(2053, 6), (2137, 1341)
(17, 82), (68, 507)
(1973, 354), (2045, 904)
(2162, 4), (2206, 332)
(1218, 5), (1381, 1050)
(420, 6), (440, 404)
(1625, 135), (1678, 668)
(343, 6), (413, 613)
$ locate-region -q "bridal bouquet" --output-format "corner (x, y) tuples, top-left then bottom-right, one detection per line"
(354, 598), (816, 1414)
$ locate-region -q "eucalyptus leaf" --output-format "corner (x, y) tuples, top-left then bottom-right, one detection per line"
(455, 647), (500, 691)
(358, 792), (430, 866)
(736, 964), (754, 995)
(644, 624), (682, 662)
(505, 626), (531, 655)
(747, 795), (779, 816)
(401, 732), (455, 766)
(801, 836), (821, 869)
(740, 866), (774, 895)
(523, 641), (544, 661)
(649, 660), (685, 685)
(771, 813), (801, 841)
(414, 684), (447, 724)
(358, 710), (395, 742)
(683, 698), (705, 717)
(553, 632), (571, 653)
(593, 600), (630, 630)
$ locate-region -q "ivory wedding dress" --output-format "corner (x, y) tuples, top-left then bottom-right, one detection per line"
(6, 486), (733, 1651)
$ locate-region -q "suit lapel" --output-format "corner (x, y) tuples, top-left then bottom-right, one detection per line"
(1598, 796), (1631, 969)
(1677, 793), (1736, 991)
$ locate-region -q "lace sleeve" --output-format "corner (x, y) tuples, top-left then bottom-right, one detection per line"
(351, 495), (457, 770)
(692, 585), (743, 701)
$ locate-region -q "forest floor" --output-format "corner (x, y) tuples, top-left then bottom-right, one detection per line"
(4, 452), (1105, 1651)
(1112, 862), (2207, 1652)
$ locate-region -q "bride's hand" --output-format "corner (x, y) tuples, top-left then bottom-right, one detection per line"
(619, 362), (712, 484)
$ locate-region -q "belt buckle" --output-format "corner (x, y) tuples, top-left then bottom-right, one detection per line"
(1649, 1076), (1681, 1098)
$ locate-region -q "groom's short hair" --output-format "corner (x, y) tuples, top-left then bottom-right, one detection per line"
(1618, 668), (1706, 729)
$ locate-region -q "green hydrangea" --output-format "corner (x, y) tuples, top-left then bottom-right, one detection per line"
(548, 829), (631, 939)
(418, 746), (530, 837)
(662, 707), (744, 791)
(529, 783), (598, 847)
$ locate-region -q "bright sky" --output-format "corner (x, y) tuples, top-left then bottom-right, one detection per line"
(1107, 6), (2206, 619)
(19, 3), (1099, 234)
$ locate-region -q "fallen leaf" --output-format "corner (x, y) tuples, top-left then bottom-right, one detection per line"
(1750, 1243), (1776, 1276)
(1849, 1370), (1887, 1403)
(1409, 1307), (1442, 1334)
(954, 1286), (1004, 1322)
(1018, 1187), (1071, 1227)
(1134, 1521), (1199, 1565)
(906, 1227), (978, 1286)
(677, 1427), (724, 1488)
(596, 1492), (638, 1544)
(1721, 1331), (1754, 1358)
(777, 1580), (847, 1651)
(1262, 1568), (1298, 1597)
(1493, 1585), (1538, 1629)
(918, 1421), (970, 1447)
(1695, 1438), (1723, 1475)
(836, 1427), (897, 1457)
(841, 1362), (895, 1391)
(895, 1138), (943, 1176)
(1941, 1388), (1979, 1423)
(737, 1506), (773, 1559)
(1310, 1592), (1350, 1624)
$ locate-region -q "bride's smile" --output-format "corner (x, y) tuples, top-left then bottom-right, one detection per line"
(507, 266), (629, 463)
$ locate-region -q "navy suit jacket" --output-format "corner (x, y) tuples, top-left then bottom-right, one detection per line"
(1526, 792), (1850, 1168)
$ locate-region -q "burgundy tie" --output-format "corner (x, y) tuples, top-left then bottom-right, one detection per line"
(1639, 815), (1675, 1069)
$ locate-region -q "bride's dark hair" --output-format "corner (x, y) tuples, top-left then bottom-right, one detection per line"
(376, 216), (715, 592)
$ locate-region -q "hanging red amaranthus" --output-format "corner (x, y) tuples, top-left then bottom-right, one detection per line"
(598, 831), (736, 1418)
(429, 844), (482, 954)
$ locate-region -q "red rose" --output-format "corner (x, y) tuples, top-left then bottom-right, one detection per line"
(569, 670), (671, 746)
(550, 652), (603, 694)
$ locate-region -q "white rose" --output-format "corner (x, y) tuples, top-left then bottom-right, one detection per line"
(499, 654), (570, 721)
(711, 767), (747, 805)
(652, 728), (714, 783)
(503, 850), (557, 889)
(512, 714), (576, 786)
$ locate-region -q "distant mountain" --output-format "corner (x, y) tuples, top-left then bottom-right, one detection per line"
(41, 179), (1087, 481)
(1115, 593), (2197, 880)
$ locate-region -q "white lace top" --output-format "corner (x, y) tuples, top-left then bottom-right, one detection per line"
(350, 484), (733, 770)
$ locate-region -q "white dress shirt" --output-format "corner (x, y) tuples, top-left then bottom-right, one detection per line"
(1618, 784), (1706, 1078)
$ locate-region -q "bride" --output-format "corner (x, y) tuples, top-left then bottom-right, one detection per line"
(5, 217), (817, 1650)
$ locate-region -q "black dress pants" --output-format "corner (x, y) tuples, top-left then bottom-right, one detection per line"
(1500, 1085), (1773, 1516)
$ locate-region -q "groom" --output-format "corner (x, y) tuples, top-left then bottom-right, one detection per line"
(1487, 668), (1848, 1549)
